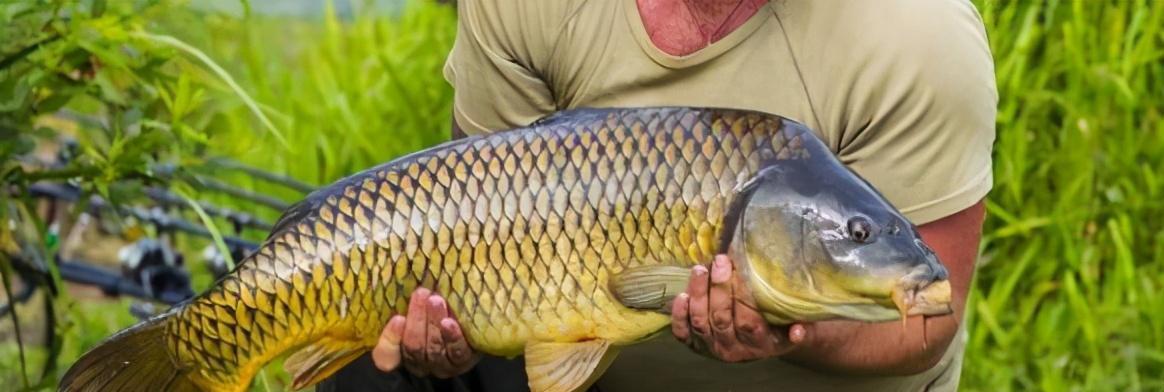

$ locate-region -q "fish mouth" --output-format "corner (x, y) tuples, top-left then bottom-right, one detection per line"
(890, 279), (953, 322)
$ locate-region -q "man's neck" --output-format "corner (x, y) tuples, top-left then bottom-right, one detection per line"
(637, 0), (768, 56)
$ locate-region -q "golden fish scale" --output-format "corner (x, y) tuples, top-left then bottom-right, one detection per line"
(165, 108), (810, 389)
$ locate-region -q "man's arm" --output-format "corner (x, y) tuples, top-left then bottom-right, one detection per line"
(673, 200), (985, 376)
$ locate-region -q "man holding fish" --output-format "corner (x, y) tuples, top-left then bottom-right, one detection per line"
(342, 0), (997, 391)
(59, 0), (997, 391)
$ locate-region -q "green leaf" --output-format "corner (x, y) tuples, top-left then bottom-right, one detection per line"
(174, 187), (236, 271)
(0, 73), (31, 112)
(90, 0), (106, 18)
(129, 31), (289, 149)
(35, 90), (75, 113)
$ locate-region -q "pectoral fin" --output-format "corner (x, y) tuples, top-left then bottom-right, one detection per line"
(609, 265), (691, 312)
(284, 336), (370, 390)
(524, 339), (619, 392)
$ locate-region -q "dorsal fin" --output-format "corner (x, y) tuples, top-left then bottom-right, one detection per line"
(529, 108), (614, 128)
(266, 197), (319, 240)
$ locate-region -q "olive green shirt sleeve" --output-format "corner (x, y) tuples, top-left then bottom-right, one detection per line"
(809, 0), (998, 224)
(442, 1), (569, 135)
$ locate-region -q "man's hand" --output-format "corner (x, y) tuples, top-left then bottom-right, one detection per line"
(672, 254), (807, 362)
(370, 287), (481, 378)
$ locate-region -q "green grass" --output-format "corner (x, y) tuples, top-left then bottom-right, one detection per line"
(964, 1), (1164, 390)
(163, 0), (455, 208)
(2, 0), (1163, 391)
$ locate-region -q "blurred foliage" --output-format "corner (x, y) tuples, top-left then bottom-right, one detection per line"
(162, 0), (455, 216)
(965, 0), (1164, 390)
(1, 1), (218, 389)
(0, 0), (455, 390)
(1, 0), (1162, 391)
(0, 0), (266, 198)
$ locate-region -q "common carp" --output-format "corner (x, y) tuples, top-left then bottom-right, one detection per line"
(60, 107), (952, 392)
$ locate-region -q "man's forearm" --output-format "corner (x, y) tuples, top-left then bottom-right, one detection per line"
(780, 201), (985, 376)
(780, 313), (959, 376)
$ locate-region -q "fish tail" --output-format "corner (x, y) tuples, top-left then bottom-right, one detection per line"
(58, 312), (208, 392)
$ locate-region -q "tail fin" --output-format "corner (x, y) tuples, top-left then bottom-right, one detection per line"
(59, 314), (202, 392)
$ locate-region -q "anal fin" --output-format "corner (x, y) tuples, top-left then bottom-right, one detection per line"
(525, 339), (619, 392)
(284, 335), (370, 390)
(609, 265), (691, 312)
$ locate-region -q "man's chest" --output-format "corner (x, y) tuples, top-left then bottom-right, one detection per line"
(540, 6), (821, 135)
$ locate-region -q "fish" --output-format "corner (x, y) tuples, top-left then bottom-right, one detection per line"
(59, 107), (953, 392)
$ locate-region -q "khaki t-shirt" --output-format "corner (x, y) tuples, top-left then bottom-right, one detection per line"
(441, 0), (997, 390)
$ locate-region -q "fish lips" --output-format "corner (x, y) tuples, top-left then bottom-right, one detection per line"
(892, 279), (954, 318)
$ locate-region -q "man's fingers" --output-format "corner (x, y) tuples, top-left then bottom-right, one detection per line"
(386, 288), (479, 378)
(402, 288), (431, 366)
(686, 265), (711, 338)
(424, 295), (452, 369)
(708, 255), (736, 340)
(440, 318), (478, 370)
(766, 324), (808, 354)
(729, 269), (770, 346)
(782, 324), (808, 347)
(670, 255), (803, 363)
(372, 316), (407, 372)
(671, 293), (691, 342)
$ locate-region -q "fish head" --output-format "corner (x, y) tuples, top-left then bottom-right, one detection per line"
(727, 138), (952, 325)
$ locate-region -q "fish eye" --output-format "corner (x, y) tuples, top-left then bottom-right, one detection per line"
(847, 217), (876, 243)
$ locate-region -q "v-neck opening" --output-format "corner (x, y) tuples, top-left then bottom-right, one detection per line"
(623, 0), (774, 69)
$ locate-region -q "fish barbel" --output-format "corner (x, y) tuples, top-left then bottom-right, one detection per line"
(60, 107), (952, 392)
